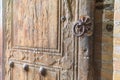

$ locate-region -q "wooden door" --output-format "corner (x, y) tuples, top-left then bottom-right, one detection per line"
(3, 0), (94, 80)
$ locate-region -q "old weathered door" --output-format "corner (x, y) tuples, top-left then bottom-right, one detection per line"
(3, 0), (94, 80)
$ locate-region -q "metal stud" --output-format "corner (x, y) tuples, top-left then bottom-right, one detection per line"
(23, 64), (29, 71)
(106, 24), (113, 32)
(39, 67), (46, 76)
(9, 61), (14, 68)
(61, 16), (66, 22)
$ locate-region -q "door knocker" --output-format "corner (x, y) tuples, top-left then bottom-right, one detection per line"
(73, 16), (93, 37)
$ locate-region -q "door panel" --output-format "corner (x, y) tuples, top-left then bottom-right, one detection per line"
(8, 62), (60, 80)
(12, 64), (24, 80)
(13, 0), (59, 49)
(13, 0), (61, 53)
(34, 66), (60, 80)
(4, 0), (94, 80)
(4, 0), (75, 80)
(8, 62), (35, 80)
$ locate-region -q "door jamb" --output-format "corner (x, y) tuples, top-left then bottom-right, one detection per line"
(2, 0), (6, 80)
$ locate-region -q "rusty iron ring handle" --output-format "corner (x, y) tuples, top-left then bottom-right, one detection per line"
(73, 16), (92, 37)
(73, 21), (85, 37)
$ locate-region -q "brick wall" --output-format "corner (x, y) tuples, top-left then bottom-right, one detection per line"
(94, 0), (114, 80)
(114, 0), (120, 80)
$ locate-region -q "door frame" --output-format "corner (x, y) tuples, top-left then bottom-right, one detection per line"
(2, 0), (6, 80)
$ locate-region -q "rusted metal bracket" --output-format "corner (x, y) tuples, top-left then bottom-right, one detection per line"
(73, 16), (92, 37)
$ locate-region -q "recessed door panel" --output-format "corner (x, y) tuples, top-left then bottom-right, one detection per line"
(12, 0), (61, 53)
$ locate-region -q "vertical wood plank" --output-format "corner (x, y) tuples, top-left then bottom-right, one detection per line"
(78, 0), (94, 80)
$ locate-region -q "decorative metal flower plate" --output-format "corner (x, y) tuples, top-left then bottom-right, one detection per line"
(73, 16), (92, 37)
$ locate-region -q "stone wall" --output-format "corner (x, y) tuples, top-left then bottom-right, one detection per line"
(114, 0), (120, 80)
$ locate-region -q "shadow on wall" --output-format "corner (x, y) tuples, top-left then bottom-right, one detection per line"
(94, 0), (113, 80)
(93, 1), (103, 79)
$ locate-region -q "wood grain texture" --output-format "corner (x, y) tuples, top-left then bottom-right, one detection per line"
(3, 0), (94, 80)
(13, 0), (58, 49)
(78, 0), (94, 80)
